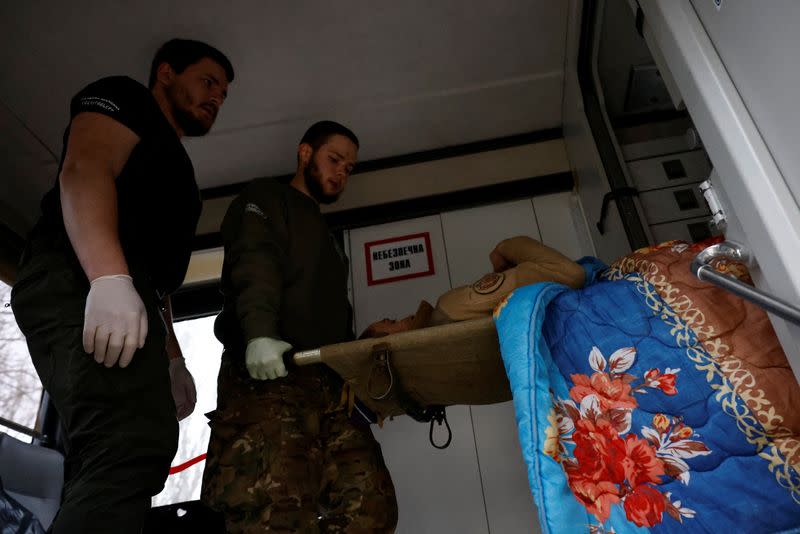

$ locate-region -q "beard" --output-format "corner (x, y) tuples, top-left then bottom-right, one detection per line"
(304, 157), (341, 205)
(174, 106), (211, 136)
(168, 85), (212, 136)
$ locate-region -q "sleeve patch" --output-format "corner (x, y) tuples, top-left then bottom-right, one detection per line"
(472, 272), (505, 295)
(78, 96), (121, 113)
(244, 202), (268, 220)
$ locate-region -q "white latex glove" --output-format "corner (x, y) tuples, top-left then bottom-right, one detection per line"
(246, 337), (292, 380)
(83, 274), (148, 368)
(169, 357), (197, 421)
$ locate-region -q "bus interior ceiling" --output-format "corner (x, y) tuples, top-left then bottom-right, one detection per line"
(0, 1), (690, 279)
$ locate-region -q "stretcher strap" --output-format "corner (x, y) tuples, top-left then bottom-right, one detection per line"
(367, 344), (393, 400)
(334, 382), (385, 428)
(169, 453), (207, 475)
(428, 408), (452, 450)
(366, 344), (452, 448)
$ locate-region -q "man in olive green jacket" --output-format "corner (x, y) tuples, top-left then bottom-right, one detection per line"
(201, 121), (397, 533)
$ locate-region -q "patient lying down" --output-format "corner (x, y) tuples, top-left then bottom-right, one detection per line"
(360, 236), (585, 339)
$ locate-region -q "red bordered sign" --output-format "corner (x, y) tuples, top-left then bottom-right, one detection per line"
(364, 232), (435, 286)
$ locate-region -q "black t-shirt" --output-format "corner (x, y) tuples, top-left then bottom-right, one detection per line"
(36, 76), (201, 297)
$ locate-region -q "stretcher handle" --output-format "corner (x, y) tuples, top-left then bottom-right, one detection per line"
(291, 347), (395, 399)
(691, 240), (800, 326)
(292, 348), (322, 366)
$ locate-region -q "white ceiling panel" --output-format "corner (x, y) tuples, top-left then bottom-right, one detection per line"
(187, 70), (564, 188)
(0, 1), (569, 232)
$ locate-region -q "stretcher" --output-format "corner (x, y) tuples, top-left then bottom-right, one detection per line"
(292, 317), (512, 425)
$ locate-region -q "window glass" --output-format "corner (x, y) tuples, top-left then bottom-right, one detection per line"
(152, 315), (222, 506)
(0, 282), (44, 443)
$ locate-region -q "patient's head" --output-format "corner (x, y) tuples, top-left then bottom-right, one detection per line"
(358, 301), (434, 339)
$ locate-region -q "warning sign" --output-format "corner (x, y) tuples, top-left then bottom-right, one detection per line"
(365, 232), (434, 286)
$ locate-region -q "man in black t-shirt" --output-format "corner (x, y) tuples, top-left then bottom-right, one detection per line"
(10, 39), (233, 534)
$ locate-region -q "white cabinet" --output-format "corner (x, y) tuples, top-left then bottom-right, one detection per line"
(635, 0), (800, 379)
(638, 184), (709, 224)
(626, 149), (711, 190)
(619, 135), (713, 242)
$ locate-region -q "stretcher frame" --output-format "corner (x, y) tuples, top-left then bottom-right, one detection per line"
(292, 317), (512, 420)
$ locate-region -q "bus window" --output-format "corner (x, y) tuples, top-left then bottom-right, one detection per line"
(152, 315), (222, 506)
(0, 282), (44, 443)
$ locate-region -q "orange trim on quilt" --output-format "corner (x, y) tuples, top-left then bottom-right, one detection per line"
(605, 248), (800, 501)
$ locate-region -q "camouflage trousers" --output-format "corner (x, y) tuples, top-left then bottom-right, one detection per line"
(201, 351), (398, 533)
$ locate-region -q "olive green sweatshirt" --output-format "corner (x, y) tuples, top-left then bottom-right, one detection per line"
(214, 178), (353, 352)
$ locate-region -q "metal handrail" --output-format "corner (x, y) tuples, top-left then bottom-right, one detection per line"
(0, 415), (43, 440)
(691, 241), (800, 326)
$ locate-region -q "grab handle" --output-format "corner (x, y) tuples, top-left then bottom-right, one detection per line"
(690, 240), (800, 326)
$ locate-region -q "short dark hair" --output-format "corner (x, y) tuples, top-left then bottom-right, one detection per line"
(300, 121), (359, 150)
(149, 38), (235, 88)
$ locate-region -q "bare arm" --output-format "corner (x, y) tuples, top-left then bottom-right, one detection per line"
(60, 112), (139, 281)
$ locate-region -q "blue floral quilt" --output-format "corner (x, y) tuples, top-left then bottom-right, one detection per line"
(494, 247), (800, 534)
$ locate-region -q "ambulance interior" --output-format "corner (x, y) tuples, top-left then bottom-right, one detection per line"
(1, 1), (799, 532)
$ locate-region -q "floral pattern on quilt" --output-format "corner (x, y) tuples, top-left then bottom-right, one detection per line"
(546, 345), (711, 529)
